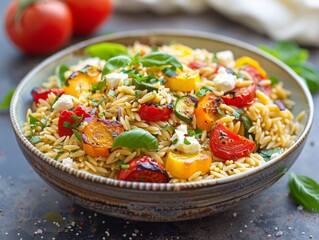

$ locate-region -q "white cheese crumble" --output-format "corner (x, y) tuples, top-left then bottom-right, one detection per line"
(52, 94), (77, 111)
(104, 72), (128, 89)
(216, 50), (235, 68)
(62, 157), (74, 168)
(213, 67), (236, 93)
(171, 124), (201, 154)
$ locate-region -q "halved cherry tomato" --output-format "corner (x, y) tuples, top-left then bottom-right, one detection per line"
(210, 123), (255, 160)
(188, 61), (208, 70)
(235, 56), (267, 79)
(31, 87), (64, 103)
(5, 0), (72, 55)
(82, 118), (123, 157)
(194, 93), (220, 131)
(118, 156), (169, 183)
(166, 151), (212, 179)
(138, 103), (173, 122)
(58, 105), (91, 137)
(222, 83), (256, 108)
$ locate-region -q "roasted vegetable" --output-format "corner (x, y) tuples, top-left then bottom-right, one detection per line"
(31, 87), (64, 103)
(210, 123), (256, 160)
(138, 103), (173, 122)
(235, 56), (267, 79)
(222, 84), (256, 108)
(166, 151), (212, 179)
(117, 156), (169, 183)
(174, 95), (198, 124)
(165, 68), (200, 92)
(194, 93), (220, 131)
(82, 118), (123, 157)
(63, 65), (101, 98)
(57, 105), (91, 137)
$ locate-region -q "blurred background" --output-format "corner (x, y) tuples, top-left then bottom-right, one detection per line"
(0, 0), (318, 239)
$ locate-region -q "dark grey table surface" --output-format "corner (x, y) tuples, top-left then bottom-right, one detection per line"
(0, 2), (318, 240)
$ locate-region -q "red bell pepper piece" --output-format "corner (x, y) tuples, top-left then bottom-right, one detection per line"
(31, 87), (64, 103)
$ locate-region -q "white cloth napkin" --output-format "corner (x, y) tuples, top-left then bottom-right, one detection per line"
(114, 0), (319, 46)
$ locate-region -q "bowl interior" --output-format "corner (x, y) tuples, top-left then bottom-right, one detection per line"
(10, 30), (313, 190)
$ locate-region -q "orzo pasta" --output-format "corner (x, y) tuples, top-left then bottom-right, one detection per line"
(23, 42), (302, 183)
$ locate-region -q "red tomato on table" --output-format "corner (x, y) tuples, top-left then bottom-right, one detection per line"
(210, 123), (255, 160)
(5, 0), (72, 55)
(65, 0), (113, 36)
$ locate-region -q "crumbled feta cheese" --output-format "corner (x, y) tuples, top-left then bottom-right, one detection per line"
(62, 157), (74, 168)
(171, 124), (201, 154)
(216, 50), (235, 68)
(213, 68), (236, 93)
(104, 72), (128, 89)
(52, 94), (77, 111)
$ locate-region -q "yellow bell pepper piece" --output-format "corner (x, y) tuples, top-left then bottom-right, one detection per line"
(166, 151), (212, 179)
(235, 56), (267, 79)
(171, 44), (193, 56)
(63, 66), (101, 98)
(165, 68), (200, 92)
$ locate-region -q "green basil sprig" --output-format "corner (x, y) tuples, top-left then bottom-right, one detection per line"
(139, 52), (183, 70)
(55, 65), (69, 87)
(85, 42), (128, 60)
(259, 42), (319, 93)
(0, 87), (15, 110)
(112, 128), (158, 151)
(258, 148), (281, 162)
(289, 173), (319, 212)
(102, 55), (132, 79)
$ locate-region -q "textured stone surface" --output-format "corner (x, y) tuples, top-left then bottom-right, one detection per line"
(0, 3), (318, 239)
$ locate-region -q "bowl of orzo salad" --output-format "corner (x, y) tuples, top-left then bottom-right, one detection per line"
(10, 30), (313, 221)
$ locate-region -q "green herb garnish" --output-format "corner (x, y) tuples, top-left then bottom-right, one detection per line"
(72, 129), (82, 142)
(233, 108), (244, 119)
(183, 137), (191, 145)
(288, 173), (319, 212)
(118, 160), (130, 169)
(30, 136), (41, 144)
(196, 86), (214, 97)
(258, 148), (281, 162)
(85, 42), (128, 60)
(55, 65), (69, 87)
(0, 88), (15, 110)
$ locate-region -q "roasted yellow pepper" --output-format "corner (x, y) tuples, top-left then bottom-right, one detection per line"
(165, 68), (200, 92)
(235, 56), (267, 79)
(166, 151), (212, 179)
(63, 66), (101, 98)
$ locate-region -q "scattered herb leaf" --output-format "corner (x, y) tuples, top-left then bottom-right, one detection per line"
(85, 42), (128, 60)
(55, 65), (69, 87)
(72, 129), (82, 142)
(140, 52), (183, 70)
(118, 160), (130, 169)
(196, 86), (214, 97)
(30, 136), (41, 144)
(0, 88), (15, 110)
(183, 137), (191, 145)
(258, 148), (281, 162)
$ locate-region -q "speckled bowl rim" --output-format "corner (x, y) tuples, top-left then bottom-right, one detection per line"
(10, 29), (314, 191)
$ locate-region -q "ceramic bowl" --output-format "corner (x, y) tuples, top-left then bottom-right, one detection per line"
(10, 30), (314, 222)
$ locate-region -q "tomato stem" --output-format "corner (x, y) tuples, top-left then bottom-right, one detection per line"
(15, 0), (41, 22)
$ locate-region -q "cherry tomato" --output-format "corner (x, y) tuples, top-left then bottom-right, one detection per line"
(58, 105), (91, 137)
(118, 156), (169, 183)
(5, 0), (72, 55)
(210, 123), (256, 161)
(138, 103), (173, 122)
(188, 60), (208, 70)
(65, 0), (113, 36)
(31, 87), (64, 104)
(222, 84), (256, 108)
(241, 65), (271, 95)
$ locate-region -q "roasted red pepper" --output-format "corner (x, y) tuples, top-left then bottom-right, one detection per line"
(241, 65), (271, 96)
(118, 156), (169, 183)
(188, 60), (208, 70)
(210, 123), (255, 161)
(31, 87), (64, 103)
(222, 83), (256, 108)
(138, 103), (173, 122)
(58, 105), (91, 137)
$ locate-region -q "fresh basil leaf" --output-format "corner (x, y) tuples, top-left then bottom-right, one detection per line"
(55, 65), (69, 87)
(289, 173), (319, 212)
(140, 52), (183, 70)
(91, 97), (106, 107)
(183, 137), (191, 145)
(240, 116), (253, 139)
(102, 55), (132, 79)
(172, 138), (178, 145)
(269, 76), (279, 86)
(290, 62), (319, 93)
(0, 88), (15, 110)
(187, 130), (196, 137)
(72, 129), (82, 142)
(111, 128), (158, 151)
(233, 109), (244, 119)
(118, 160), (130, 169)
(196, 86), (214, 97)
(30, 136), (41, 144)
(71, 115), (83, 121)
(162, 67), (178, 77)
(131, 53), (141, 65)
(85, 42), (128, 60)
(91, 80), (106, 92)
(63, 121), (72, 128)
(29, 115), (39, 126)
(258, 148), (281, 162)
